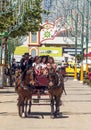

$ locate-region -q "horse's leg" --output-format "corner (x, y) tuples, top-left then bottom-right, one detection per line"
(28, 99), (32, 115)
(17, 98), (22, 117)
(50, 96), (54, 118)
(18, 96), (25, 118)
(21, 100), (25, 117)
(24, 98), (28, 117)
(17, 97), (25, 117)
(55, 96), (60, 117)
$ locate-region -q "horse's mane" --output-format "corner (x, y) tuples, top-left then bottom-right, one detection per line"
(21, 67), (35, 81)
(21, 69), (27, 81)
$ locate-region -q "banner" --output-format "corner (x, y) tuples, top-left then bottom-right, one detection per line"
(63, 48), (82, 56)
(39, 46), (62, 62)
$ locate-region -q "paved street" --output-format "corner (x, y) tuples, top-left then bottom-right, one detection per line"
(0, 79), (91, 130)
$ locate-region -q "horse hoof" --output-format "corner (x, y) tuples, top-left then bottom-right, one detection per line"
(41, 115), (44, 119)
(50, 115), (54, 119)
(28, 111), (31, 115)
(24, 112), (28, 117)
(22, 113), (25, 118)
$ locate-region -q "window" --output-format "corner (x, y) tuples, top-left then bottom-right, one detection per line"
(31, 49), (36, 57)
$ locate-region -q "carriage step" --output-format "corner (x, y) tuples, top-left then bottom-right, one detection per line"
(32, 98), (50, 104)
(32, 98), (50, 100)
(32, 93), (49, 96)
(31, 103), (50, 105)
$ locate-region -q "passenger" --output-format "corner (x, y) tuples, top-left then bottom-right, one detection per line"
(32, 56), (41, 69)
(32, 56), (42, 75)
(47, 56), (57, 70)
(40, 56), (47, 69)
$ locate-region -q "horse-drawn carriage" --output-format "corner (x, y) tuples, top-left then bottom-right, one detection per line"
(15, 66), (66, 118)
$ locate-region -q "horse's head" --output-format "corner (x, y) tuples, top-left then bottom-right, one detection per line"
(22, 68), (34, 85)
(48, 71), (59, 88)
(26, 69), (34, 79)
(48, 68), (64, 89)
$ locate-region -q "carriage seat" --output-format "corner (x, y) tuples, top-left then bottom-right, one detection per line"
(35, 75), (48, 87)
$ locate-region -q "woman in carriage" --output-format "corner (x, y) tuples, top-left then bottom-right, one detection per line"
(46, 56), (57, 73)
(32, 56), (49, 87)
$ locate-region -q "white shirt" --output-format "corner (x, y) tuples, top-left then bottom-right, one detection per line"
(32, 62), (41, 70)
(40, 63), (47, 69)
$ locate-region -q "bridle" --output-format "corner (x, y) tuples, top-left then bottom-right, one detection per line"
(48, 70), (64, 88)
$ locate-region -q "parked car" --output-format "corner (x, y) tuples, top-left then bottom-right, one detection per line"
(66, 62), (80, 77)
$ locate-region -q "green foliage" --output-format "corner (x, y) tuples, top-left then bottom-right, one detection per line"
(0, 0), (48, 38)
(10, 7), (42, 37)
(0, 11), (15, 32)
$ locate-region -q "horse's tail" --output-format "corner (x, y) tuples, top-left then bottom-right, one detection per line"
(58, 73), (67, 95)
(15, 78), (21, 93)
(62, 82), (67, 95)
(15, 83), (19, 93)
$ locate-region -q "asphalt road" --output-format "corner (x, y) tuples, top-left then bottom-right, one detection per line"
(0, 78), (91, 130)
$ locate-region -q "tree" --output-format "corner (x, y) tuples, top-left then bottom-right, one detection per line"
(0, 0), (47, 64)
(0, 0), (47, 38)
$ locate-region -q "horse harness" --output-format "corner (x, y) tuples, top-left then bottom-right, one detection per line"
(48, 72), (64, 89)
(16, 69), (35, 90)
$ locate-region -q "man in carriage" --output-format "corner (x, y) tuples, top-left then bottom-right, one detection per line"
(20, 53), (33, 72)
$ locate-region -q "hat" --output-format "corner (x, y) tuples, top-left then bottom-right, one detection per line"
(24, 53), (29, 56)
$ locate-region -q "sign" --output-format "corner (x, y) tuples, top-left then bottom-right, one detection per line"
(14, 46), (28, 55)
(40, 22), (54, 43)
(39, 47), (62, 62)
(40, 19), (70, 43)
(63, 48), (82, 56)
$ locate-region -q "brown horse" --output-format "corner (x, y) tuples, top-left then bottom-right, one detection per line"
(48, 70), (65, 118)
(15, 68), (35, 117)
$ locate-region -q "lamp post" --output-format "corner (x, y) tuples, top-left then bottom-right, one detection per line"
(78, 2), (85, 82)
(73, 14), (78, 80)
(70, 0), (79, 80)
(86, 0), (90, 73)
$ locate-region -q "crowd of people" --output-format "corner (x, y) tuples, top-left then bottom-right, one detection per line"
(3, 53), (68, 87)
(11, 53), (56, 74)
(10, 53), (91, 84)
(10, 53), (68, 80)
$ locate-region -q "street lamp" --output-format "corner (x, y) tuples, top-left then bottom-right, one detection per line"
(77, 1), (85, 82)
(70, 0), (79, 80)
(85, 0), (90, 73)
